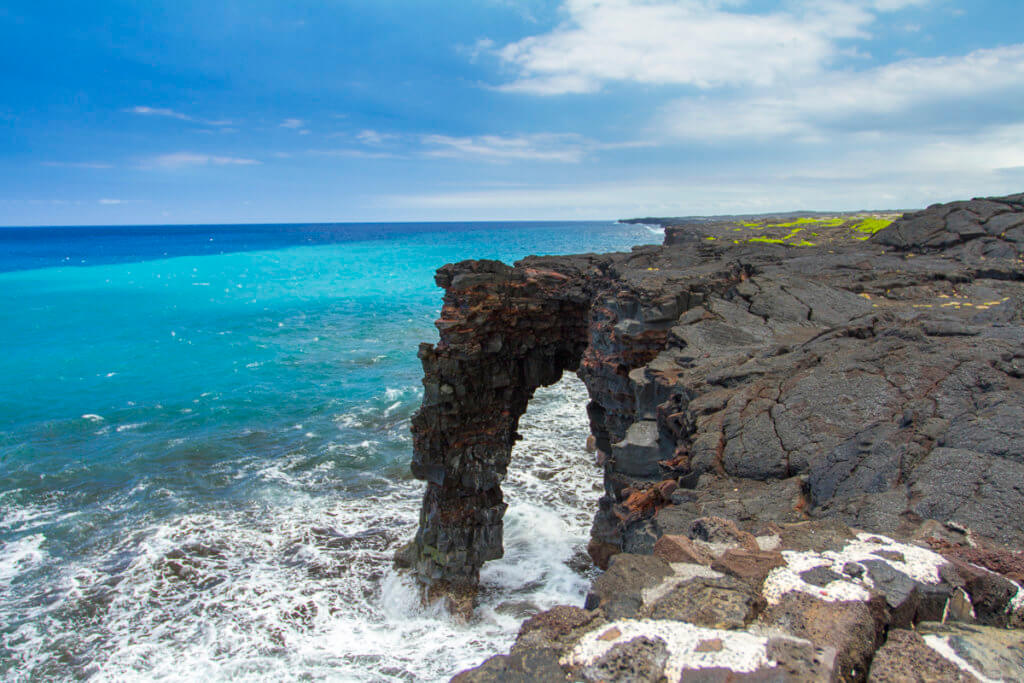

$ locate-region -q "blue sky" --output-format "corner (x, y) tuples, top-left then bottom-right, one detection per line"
(2, 0), (1023, 225)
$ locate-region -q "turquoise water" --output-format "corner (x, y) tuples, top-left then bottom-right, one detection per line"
(0, 221), (659, 681)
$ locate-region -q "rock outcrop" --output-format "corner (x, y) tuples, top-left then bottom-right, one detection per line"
(396, 258), (607, 611)
(400, 193), (1024, 678)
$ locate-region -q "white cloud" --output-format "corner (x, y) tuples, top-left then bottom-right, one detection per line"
(870, 0), (930, 9)
(281, 118), (305, 129)
(422, 133), (594, 162)
(98, 198), (125, 205)
(489, 0), (926, 95)
(146, 153), (260, 169)
(904, 123), (1024, 173)
(659, 44), (1024, 141)
(356, 129), (397, 145)
(127, 106), (232, 126)
(129, 106), (192, 121)
(309, 131), (649, 163)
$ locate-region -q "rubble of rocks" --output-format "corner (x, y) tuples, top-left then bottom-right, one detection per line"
(399, 193), (1024, 679)
(454, 517), (1024, 681)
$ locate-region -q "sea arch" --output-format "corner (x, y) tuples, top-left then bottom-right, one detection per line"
(398, 258), (597, 612)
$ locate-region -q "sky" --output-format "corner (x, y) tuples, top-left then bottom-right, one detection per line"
(2, 0), (1024, 225)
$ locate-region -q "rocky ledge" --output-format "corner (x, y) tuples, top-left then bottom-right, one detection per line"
(397, 193), (1024, 680)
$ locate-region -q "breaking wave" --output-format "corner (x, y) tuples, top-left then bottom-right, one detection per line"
(1, 376), (599, 682)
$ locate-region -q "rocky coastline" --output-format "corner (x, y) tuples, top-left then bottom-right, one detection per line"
(399, 193), (1024, 681)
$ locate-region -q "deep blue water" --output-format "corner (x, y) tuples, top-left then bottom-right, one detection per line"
(0, 220), (660, 681)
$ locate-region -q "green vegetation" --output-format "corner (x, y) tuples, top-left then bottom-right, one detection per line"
(849, 217), (893, 240)
(747, 225), (814, 246)
(727, 214), (895, 247)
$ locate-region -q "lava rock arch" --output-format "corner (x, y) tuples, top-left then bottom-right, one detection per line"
(399, 257), (601, 612)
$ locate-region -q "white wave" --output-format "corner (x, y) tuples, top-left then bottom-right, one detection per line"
(0, 504), (58, 532)
(3, 375), (600, 682)
(331, 386), (422, 431)
(383, 387), (409, 402)
(0, 534), (47, 587)
(81, 414), (105, 422)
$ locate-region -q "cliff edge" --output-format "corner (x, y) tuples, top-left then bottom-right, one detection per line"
(400, 193), (1024, 680)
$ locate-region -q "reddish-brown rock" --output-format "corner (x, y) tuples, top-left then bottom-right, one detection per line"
(653, 534), (714, 565)
(711, 549), (786, 584)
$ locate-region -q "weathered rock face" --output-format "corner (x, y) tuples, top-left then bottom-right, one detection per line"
(401, 258), (608, 607)
(402, 192), (1024, 664)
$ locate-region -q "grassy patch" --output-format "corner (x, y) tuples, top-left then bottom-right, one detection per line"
(728, 214), (895, 247)
(849, 218), (893, 240)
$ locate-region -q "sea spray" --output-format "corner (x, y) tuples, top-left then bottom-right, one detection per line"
(2, 377), (601, 681)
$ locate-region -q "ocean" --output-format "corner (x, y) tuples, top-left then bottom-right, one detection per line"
(0, 221), (660, 681)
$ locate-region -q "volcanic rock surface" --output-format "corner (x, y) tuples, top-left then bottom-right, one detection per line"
(400, 193), (1024, 680)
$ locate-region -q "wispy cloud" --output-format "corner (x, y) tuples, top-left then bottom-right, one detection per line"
(309, 130), (649, 163)
(129, 106), (191, 121)
(41, 161), (114, 169)
(145, 153), (260, 169)
(420, 132), (652, 163)
(280, 118), (305, 129)
(307, 148), (400, 159)
(356, 129), (397, 145)
(127, 106), (233, 126)
(421, 133), (592, 162)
